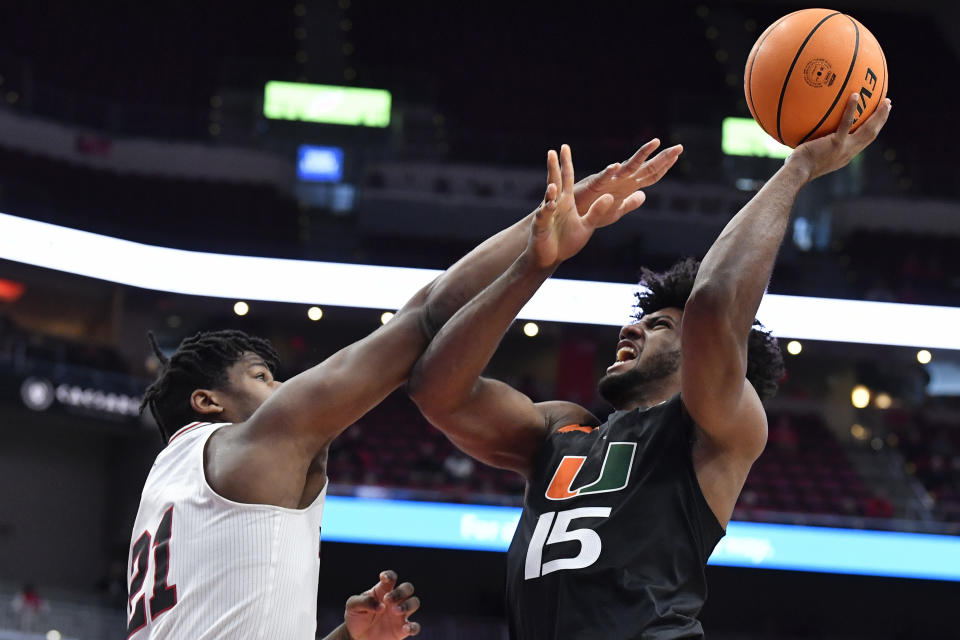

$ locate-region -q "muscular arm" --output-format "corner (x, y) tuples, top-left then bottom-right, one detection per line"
(250, 154), (647, 450)
(409, 144), (675, 476)
(408, 251), (592, 476)
(246, 211), (534, 453)
(681, 94), (891, 457)
(209, 142), (679, 505)
(251, 138), (680, 449)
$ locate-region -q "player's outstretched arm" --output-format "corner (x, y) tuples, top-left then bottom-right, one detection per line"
(408, 144), (675, 476)
(199, 140), (678, 507)
(243, 141), (680, 452)
(322, 570), (421, 640)
(681, 94), (892, 456)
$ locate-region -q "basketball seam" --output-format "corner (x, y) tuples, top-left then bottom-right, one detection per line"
(747, 13), (794, 122)
(775, 11), (842, 144)
(799, 16), (860, 144)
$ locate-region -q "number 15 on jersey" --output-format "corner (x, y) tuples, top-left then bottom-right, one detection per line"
(525, 507), (612, 580)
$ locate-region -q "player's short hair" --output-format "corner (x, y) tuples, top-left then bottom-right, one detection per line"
(140, 330), (280, 442)
(633, 258), (785, 401)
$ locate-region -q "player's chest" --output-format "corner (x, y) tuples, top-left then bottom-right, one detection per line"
(536, 418), (669, 503)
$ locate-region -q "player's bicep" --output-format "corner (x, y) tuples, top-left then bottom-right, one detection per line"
(680, 303), (764, 456)
(247, 312), (430, 450)
(417, 377), (550, 476)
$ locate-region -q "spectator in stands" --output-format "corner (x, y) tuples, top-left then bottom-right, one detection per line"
(11, 583), (48, 632)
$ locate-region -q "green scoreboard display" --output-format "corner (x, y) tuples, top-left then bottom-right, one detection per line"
(264, 81), (392, 127)
(722, 117), (792, 159)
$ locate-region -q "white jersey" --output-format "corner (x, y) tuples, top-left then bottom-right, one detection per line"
(127, 421), (327, 639)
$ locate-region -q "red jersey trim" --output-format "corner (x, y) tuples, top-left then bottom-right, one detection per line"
(167, 421), (209, 444)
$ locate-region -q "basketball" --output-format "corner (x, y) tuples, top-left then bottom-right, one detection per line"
(744, 8), (888, 148)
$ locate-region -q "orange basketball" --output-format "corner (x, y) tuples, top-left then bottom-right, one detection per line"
(744, 8), (888, 148)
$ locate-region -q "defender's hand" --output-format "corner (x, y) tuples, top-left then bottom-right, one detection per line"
(573, 139), (683, 218)
(787, 93), (892, 183)
(344, 570), (421, 640)
(529, 144), (635, 269)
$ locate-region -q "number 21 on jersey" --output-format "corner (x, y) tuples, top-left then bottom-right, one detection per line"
(525, 442), (636, 580)
(128, 506), (178, 635)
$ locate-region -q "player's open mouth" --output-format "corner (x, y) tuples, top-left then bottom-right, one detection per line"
(607, 341), (639, 372)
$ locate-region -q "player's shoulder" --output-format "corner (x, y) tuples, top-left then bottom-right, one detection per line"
(536, 400), (599, 437)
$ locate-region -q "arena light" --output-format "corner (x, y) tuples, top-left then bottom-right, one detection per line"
(320, 496), (960, 582)
(722, 117), (792, 159)
(307, 306), (324, 321)
(264, 81), (391, 127)
(874, 392), (893, 410)
(851, 385), (871, 409)
(0, 277), (25, 302)
(523, 322), (539, 337)
(1, 212), (959, 350)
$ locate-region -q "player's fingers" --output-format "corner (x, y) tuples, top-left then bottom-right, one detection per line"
(537, 183), (558, 220)
(635, 145), (682, 186)
(621, 138), (661, 174)
(617, 190), (647, 216)
(391, 595), (421, 616)
(385, 582), (415, 604)
(369, 570), (397, 602)
(855, 98), (891, 142)
(403, 621), (422, 636)
(581, 193), (615, 228)
(380, 569), (398, 584)
(345, 593), (383, 613)
(543, 182), (558, 204)
(594, 163), (620, 186)
(837, 93), (860, 134)
(546, 149), (561, 192)
(559, 144), (575, 194)
(535, 158), (559, 231)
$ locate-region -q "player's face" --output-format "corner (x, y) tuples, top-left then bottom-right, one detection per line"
(219, 352), (282, 423)
(597, 307), (683, 407)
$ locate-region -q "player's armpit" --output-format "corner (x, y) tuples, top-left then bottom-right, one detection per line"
(413, 377), (590, 478)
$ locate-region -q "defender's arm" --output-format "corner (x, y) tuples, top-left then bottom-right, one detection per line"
(246, 140), (679, 453)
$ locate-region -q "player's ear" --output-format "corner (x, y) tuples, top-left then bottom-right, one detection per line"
(190, 389), (225, 416)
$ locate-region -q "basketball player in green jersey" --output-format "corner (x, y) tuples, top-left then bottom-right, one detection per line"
(408, 93), (891, 639)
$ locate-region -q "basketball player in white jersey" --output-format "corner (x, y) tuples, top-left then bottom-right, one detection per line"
(127, 140), (684, 639)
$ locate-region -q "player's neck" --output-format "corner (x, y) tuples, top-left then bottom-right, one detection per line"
(616, 385), (676, 412)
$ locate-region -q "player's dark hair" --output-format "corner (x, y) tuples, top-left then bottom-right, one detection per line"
(633, 258), (785, 401)
(140, 330), (280, 442)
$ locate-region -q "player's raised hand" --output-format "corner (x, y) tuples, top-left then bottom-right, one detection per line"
(787, 93), (892, 183)
(573, 139), (683, 218)
(343, 570), (421, 640)
(529, 144), (625, 269)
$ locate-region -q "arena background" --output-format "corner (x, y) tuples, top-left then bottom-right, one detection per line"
(0, 1), (958, 638)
